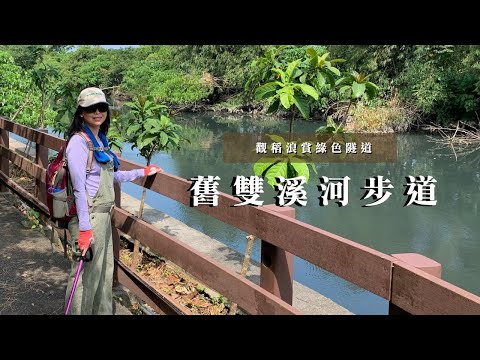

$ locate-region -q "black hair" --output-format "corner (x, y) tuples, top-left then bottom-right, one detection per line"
(66, 105), (111, 139)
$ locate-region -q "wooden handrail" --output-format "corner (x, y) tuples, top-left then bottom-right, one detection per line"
(1, 116), (480, 314)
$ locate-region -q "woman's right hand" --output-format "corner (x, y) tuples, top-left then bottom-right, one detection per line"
(144, 165), (162, 176)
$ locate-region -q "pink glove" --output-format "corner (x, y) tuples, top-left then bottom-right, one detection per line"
(78, 230), (93, 252)
(144, 165), (162, 176)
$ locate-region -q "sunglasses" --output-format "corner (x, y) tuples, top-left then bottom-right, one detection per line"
(83, 103), (109, 113)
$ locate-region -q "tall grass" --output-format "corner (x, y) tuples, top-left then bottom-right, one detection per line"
(346, 98), (421, 133)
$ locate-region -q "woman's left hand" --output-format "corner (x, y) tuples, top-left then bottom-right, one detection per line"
(144, 165), (162, 176)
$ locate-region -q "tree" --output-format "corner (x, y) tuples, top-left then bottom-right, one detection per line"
(51, 85), (78, 138)
(335, 70), (378, 126)
(251, 49), (322, 188)
(255, 58), (319, 134)
(125, 96), (188, 268)
(32, 62), (59, 128)
(0, 50), (48, 128)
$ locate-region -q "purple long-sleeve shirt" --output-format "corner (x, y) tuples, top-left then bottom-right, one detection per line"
(66, 134), (144, 231)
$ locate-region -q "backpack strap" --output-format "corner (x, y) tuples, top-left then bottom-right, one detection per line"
(76, 131), (94, 175)
(73, 131), (96, 208)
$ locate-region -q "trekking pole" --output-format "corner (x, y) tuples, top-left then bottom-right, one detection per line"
(65, 247), (93, 315)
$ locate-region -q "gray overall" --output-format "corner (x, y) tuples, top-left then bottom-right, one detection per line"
(65, 160), (115, 315)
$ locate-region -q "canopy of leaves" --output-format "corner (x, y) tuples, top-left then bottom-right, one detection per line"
(124, 97), (187, 161)
(1, 45), (480, 130)
(122, 46), (213, 105)
(0, 51), (43, 126)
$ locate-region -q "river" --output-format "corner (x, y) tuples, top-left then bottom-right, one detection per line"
(115, 112), (480, 314)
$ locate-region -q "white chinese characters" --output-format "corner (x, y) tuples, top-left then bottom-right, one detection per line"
(189, 175), (438, 208)
(275, 176), (307, 206)
(232, 176), (265, 206)
(255, 141), (374, 155)
(361, 176), (394, 207)
(188, 175), (221, 207)
(318, 176), (350, 207)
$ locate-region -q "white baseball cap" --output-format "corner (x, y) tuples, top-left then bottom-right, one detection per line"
(77, 87), (109, 107)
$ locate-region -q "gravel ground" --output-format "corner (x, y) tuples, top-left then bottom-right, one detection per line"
(0, 192), (132, 315)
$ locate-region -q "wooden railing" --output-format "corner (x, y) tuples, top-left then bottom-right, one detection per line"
(1, 115), (480, 315)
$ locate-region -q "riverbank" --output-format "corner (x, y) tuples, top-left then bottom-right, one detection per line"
(167, 98), (423, 134)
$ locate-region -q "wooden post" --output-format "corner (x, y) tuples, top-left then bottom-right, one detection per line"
(0, 126), (10, 192)
(260, 204), (295, 305)
(389, 252), (442, 314)
(112, 151), (122, 285)
(35, 129), (48, 204)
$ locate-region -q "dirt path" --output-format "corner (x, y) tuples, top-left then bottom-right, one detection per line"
(0, 192), (132, 315)
(0, 193), (68, 314)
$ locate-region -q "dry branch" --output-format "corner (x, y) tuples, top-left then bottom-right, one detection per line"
(425, 121), (480, 145)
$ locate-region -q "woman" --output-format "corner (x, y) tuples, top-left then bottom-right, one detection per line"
(65, 87), (161, 315)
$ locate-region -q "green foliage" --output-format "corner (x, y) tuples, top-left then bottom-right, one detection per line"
(245, 45), (328, 100)
(252, 134), (317, 188)
(125, 96), (187, 162)
(333, 70), (379, 125)
(104, 47), (140, 86)
(395, 45), (480, 122)
(330, 45), (480, 123)
(316, 116), (346, 135)
(174, 45), (269, 91)
(0, 51), (29, 117)
(64, 48), (114, 88)
(248, 47), (378, 189)
(151, 72), (210, 105)
(22, 208), (43, 230)
(303, 48), (343, 88)
(0, 45), (44, 69)
(122, 46), (212, 105)
(120, 54), (164, 95)
(0, 51), (43, 126)
(250, 49), (335, 188)
(31, 48), (61, 128)
(330, 45), (415, 79)
(247, 46), (353, 121)
(328, 45), (415, 101)
(298, 48), (346, 115)
(49, 46), (136, 91)
(336, 71), (378, 101)
(51, 85), (78, 137)
(0, 45), (71, 70)
(210, 295), (226, 306)
(315, 117), (354, 161)
(3, 45), (480, 130)
(108, 116), (127, 152)
(254, 58), (319, 119)
(195, 284), (205, 293)
(245, 46), (288, 100)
